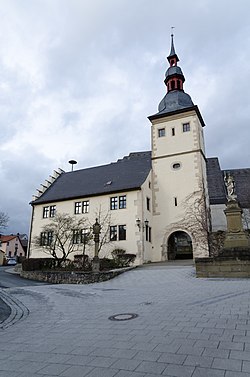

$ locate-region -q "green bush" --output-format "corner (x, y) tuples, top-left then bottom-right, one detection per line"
(22, 258), (61, 271)
(99, 258), (118, 271)
(111, 249), (136, 268)
(73, 255), (92, 271)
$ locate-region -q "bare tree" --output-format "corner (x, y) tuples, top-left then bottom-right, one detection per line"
(242, 208), (250, 231)
(0, 212), (9, 232)
(168, 189), (211, 255)
(33, 213), (90, 266)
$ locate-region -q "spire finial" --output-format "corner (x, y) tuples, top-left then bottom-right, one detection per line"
(169, 27), (176, 56)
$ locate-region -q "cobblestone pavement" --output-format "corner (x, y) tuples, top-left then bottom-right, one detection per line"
(0, 297), (10, 324)
(1, 265), (250, 376)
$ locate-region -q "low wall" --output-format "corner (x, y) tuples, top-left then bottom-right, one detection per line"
(20, 268), (132, 284)
(196, 248), (250, 278)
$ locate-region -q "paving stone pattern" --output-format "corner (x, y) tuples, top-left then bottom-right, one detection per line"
(1, 266), (250, 376)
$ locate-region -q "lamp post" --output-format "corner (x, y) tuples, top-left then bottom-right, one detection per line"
(92, 218), (101, 272)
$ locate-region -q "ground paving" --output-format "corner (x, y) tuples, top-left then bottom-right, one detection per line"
(1, 264), (250, 376)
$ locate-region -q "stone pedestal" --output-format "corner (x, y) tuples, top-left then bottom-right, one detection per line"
(92, 256), (100, 272)
(223, 200), (250, 248)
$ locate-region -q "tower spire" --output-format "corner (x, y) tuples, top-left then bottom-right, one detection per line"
(154, 34), (194, 115)
(167, 31), (179, 66)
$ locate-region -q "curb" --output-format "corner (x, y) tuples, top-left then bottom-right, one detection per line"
(0, 289), (29, 330)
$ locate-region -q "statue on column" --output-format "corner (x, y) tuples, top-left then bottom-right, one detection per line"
(224, 172), (236, 201)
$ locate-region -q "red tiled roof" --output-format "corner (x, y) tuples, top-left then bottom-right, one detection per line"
(0, 235), (17, 242)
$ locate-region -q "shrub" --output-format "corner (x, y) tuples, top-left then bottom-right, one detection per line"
(73, 254), (92, 271)
(22, 257), (92, 272)
(99, 258), (118, 271)
(22, 258), (61, 271)
(111, 248), (136, 268)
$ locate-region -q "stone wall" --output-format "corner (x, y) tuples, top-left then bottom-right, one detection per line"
(20, 268), (132, 284)
(196, 249), (250, 278)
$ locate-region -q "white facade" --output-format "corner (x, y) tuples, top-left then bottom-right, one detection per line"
(30, 173), (154, 265)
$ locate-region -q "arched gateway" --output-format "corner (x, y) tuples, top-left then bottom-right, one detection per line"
(167, 231), (193, 260)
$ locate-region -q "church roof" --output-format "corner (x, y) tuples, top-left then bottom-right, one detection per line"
(32, 152), (152, 205)
(206, 158), (227, 205)
(224, 168), (250, 208)
(206, 157), (250, 208)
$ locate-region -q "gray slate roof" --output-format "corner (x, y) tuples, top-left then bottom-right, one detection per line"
(157, 90), (194, 115)
(33, 152), (152, 205)
(165, 66), (184, 79)
(223, 168), (250, 208)
(33, 152), (250, 209)
(206, 157), (250, 208)
(206, 158), (227, 205)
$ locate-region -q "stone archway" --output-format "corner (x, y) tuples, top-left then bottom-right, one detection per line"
(167, 231), (193, 260)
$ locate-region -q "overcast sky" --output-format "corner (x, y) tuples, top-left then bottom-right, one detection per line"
(0, 0), (250, 235)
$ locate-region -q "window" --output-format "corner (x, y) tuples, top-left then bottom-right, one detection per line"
(118, 225), (126, 241)
(146, 197), (150, 211)
(43, 205), (56, 218)
(72, 230), (81, 244)
(172, 162), (181, 170)
(110, 225), (126, 241)
(183, 123), (190, 132)
(149, 181), (151, 189)
(75, 202), (82, 214)
(174, 197), (178, 207)
(40, 231), (53, 246)
(110, 226), (117, 241)
(172, 128), (175, 136)
(119, 195), (126, 209)
(110, 197), (118, 210)
(50, 205), (56, 217)
(74, 201), (89, 214)
(158, 128), (165, 138)
(170, 81), (175, 90)
(145, 225), (152, 242)
(110, 195), (127, 210)
(72, 229), (89, 244)
(82, 201), (89, 213)
(43, 206), (49, 218)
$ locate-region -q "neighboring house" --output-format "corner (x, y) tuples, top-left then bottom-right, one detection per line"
(0, 249), (5, 266)
(0, 234), (26, 258)
(18, 233), (28, 256)
(28, 35), (250, 264)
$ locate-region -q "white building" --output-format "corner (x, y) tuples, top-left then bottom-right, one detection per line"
(28, 36), (250, 264)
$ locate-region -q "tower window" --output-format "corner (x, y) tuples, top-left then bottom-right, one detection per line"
(158, 128), (165, 138)
(177, 80), (181, 90)
(183, 123), (190, 132)
(172, 128), (175, 136)
(174, 197), (178, 207)
(146, 197), (150, 211)
(172, 162), (181, 170)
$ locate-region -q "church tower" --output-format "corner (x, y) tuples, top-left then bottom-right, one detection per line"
(148, 35), (210, 260)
